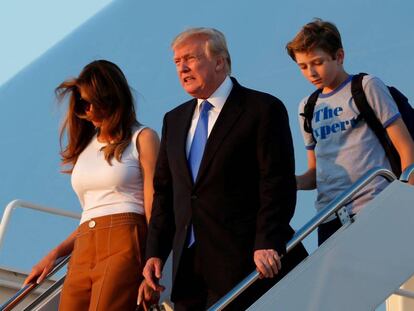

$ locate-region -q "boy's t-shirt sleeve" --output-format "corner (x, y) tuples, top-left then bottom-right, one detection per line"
(298, 97), (316, 150)
(362, 75), (401, 127)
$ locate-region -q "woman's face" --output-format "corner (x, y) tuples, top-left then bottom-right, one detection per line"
(77, 87), (103, 128)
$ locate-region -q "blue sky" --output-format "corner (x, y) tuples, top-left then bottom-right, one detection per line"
(1, 1), (413, 309)
(0, 0), (112, 85)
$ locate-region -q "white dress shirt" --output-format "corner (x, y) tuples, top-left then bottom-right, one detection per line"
(186, 76), (233, 156)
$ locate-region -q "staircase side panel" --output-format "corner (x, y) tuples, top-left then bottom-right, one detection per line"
(249, 181), (414, 311)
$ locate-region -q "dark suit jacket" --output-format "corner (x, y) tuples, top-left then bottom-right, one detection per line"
(146, 78), (307, 301)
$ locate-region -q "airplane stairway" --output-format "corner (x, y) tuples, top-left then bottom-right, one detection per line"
(2, 166), (414, 311)
(247, 175), (414, 310)
(210, 165), (414, 311)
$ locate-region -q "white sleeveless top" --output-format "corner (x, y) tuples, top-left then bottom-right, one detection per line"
(71, 126), (146, 224)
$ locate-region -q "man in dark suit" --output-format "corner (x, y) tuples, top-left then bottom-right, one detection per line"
(143, 27), (307, 310)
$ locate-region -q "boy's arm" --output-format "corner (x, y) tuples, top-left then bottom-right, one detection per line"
(296, 150), (317, 190)
(386, 118), (414, 184)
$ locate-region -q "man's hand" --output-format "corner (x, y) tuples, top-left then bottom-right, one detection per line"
(137, 279), (160, 308)
(254, 249), (281, 278)
(142, 257), (165, 292)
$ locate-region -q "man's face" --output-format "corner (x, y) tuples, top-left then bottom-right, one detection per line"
(295, 48), (344, 93)
(173, 36), (224, 99)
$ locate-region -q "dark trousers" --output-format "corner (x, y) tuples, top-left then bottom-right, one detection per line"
(173, 245), (219, 311)
(318, 217), (343, 246)
(173, 242), (308, 311)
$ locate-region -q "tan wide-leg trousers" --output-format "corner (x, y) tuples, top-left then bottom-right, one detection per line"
(59, 213), (147, 311)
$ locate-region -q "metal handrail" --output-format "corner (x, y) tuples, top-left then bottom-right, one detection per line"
(24, 275), (66, 310)
(208, 167), (397, 310)
(0, 200), (79, 311)
(0, 199), (80, 251)
(394, 288), (414, 300)
(399, 163), (414, 183)
(0, 255), (70, 311)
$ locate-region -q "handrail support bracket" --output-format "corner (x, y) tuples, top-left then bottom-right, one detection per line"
(336, 206), (353, 225)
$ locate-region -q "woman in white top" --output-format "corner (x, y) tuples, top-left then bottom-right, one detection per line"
(24, 60), (160, 311)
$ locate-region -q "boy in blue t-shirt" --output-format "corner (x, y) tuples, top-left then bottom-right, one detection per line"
(286, 18), (414, 245)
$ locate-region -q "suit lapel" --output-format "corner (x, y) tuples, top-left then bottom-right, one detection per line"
(173, 99), (197, 186)
(195, 79), (245, 185)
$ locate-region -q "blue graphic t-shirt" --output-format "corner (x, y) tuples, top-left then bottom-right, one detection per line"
(298, 75), (400, 217)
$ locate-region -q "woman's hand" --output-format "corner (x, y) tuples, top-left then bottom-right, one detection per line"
(23, 249), (59, 286)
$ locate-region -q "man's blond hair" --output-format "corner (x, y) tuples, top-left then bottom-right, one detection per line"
(172, 27), (231, 74)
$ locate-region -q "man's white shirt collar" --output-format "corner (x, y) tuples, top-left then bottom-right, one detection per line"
(187, 76), (233, 155)
(196, 76), (233, 112)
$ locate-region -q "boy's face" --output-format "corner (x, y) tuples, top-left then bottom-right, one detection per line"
(294, 48), (345, 93)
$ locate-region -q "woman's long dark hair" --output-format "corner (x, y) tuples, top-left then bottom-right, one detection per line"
(56, 60), (139, 173)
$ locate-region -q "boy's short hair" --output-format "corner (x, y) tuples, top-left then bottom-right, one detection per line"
(286, 18), (343, 61)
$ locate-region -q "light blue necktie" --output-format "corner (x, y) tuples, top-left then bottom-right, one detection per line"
(188, 100), (213, 181)
(187, 100), (212, 247)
